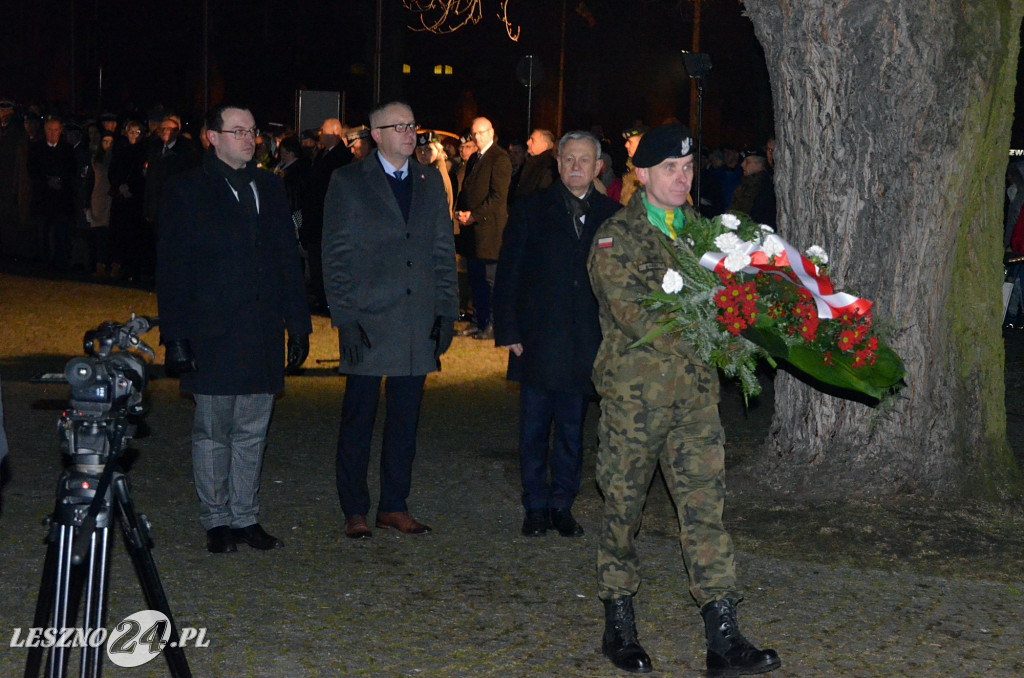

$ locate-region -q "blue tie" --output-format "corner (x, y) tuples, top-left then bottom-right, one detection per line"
(394, 170), (403, 181)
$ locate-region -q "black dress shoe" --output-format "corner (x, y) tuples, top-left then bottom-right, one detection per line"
(521, 509), (549, 537)
(206, 526), (237, 554)
(231, 523), (284, 550)
(472, 324), (494, 341)
(549, 508), (584, 537)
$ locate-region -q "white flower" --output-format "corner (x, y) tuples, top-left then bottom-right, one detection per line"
(805, 245), (829, 264)
(686, 237), (695, 247)
(661, 268), (684, 294)
(714, 232), (742, 252)
(719, 214), (741, 230)
(724, 251), (752, 273)
(761, 234), (785, 259)
(759, 224), (774, 233)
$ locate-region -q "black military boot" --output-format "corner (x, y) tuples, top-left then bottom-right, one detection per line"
(601, 596), (653, 674)
(701, 599), (781, 677)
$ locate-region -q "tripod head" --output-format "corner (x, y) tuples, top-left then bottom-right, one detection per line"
(61, 315), (157, 468)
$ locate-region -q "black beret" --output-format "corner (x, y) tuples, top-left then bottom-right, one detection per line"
(631, 124), (694, 169)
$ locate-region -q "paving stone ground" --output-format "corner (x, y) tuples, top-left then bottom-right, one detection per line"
(1, 273), (1023, 677)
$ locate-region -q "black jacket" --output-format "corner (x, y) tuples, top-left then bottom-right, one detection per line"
(493, 182), (620, 394)
(156, 158), (312, 395)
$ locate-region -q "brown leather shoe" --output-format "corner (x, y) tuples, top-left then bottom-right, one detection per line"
(345, 514), (372, 539)
(375, 511), (432, 534)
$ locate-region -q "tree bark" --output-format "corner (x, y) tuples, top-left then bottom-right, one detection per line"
(740, 0), (1024, 499)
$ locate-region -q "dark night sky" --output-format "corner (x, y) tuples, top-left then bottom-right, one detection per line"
(3, 0), (773, 153)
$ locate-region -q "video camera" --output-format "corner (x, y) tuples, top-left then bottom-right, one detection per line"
(63, 315), (156, 417)
(55, 315), (158, 467)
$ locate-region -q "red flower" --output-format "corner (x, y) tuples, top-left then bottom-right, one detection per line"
(837, 329), (858, 352)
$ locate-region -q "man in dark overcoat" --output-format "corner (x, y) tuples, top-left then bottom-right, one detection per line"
(455, 116), (512, 340)
(493, 130), (620, 539)
(156, 104), (311, 554)
(27, 116), (76, 268)
(322, 101), (458, 539)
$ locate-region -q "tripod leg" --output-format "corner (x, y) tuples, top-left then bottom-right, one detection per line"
(24, 522), (60, 678)
(81, 527), (110, 678)
(113, 474), (192, 678)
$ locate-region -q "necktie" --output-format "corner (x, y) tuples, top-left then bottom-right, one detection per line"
(394, 170), (403, 181)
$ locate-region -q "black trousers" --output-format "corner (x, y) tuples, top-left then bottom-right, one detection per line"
(335, 374), (426, 517)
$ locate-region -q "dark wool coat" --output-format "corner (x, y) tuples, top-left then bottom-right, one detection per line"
(492, 182), (621, 395)
(321, 154), (458, 377)
(455, 143), (512, 260)
(156, 160), (312, 395)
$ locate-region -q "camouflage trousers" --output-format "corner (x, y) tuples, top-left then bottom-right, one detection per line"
(595, 394), (737, 607)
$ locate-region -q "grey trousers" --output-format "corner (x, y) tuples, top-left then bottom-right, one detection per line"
(191, 393), (275, 530)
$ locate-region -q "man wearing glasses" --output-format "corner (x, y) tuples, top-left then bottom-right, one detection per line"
(321, 101), (458, 539)
(156, 104), (311, 554)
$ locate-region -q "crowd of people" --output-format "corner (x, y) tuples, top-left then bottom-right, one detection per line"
(0, 95), (780, 677)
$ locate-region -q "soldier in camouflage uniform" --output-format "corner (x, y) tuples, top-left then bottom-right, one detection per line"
(587, 124), (781, 677)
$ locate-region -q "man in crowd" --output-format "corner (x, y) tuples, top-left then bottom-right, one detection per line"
(157, 103), (311, 554)
(612, 125), (645, 206)
(27, 115), (76, 269)
(587, 124), (781, 676)
(145, 114), (198, 278)
(322, 101), (457, 539)
(493, 130), (620, 538)
(346, 126), (374, 161)
(0, 99), (31, 259)
(455, 116), (512, 341)
(512, 128), (558, 201)
(301, 118), (352, 314)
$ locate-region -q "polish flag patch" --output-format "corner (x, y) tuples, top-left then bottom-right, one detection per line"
(597, 237), (614, 249)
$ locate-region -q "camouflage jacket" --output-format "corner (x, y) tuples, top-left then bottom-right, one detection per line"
(587, 191), (719, 407)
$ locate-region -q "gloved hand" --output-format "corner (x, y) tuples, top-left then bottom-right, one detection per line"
(286, 333), (310, 374)
(164, 339), (197, 378)
(431, 316), (456, 361)
(338, 322), (371, 367)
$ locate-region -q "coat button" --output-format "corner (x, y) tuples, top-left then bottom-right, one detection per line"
(407, 289), (412, 295)
(407, 260), (412, 267)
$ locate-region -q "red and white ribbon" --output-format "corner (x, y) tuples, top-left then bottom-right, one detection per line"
(698, 236), (872, 319)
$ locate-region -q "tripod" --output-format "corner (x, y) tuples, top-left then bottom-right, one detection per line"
(25, 411), (192, 678)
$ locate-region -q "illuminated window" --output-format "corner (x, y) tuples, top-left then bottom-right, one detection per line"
(402, 64), (411, 74)
(434, 64), (442, 75)
(445, 65), (453, 75)
(433, 64), (454, 76)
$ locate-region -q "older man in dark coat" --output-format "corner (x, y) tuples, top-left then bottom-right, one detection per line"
(157, 104), (311, 554)
(322, 101), (458, 539)
(455, 116), (512, 340)
(493, 130), (620, 538)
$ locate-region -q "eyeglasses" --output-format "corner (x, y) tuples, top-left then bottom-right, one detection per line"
(375, 122), (419, 134)
(213, 128), (259, 140)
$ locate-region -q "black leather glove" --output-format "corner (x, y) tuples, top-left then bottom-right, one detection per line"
(164, 339), (197, 378)
(338, 322), (371, 367)
(286, 333), (310, 375)
(431, 316), (455, 361)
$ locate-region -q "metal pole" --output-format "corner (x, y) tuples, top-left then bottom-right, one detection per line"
(556, 0), (566, 137)
(695, 78), (704, 212)
(202, 0), (209, 115)
(374, 0), (383, 104)
(526, 55), (533, 139)
(70, 0), (77, 113)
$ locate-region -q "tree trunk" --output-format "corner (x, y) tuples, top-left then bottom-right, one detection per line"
(740, 0), (1024, 499)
